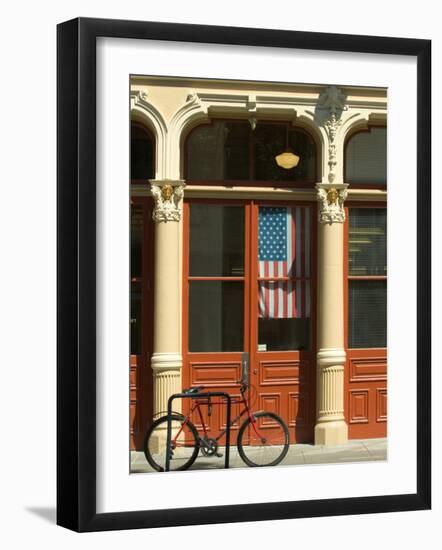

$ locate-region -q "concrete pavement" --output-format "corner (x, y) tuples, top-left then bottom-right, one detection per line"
(130, 437), (387, 473)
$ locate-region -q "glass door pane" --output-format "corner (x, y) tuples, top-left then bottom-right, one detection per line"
(188, 281), (244, 352)
(257, 205), (311, 352)
(189, 204), (245, 276)
(188, 203), (246, 353)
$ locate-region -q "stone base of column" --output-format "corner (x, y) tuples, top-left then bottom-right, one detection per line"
(314, 348), (348, 446)
(314, 419), (348, 446)
(150, 352), (183, 453)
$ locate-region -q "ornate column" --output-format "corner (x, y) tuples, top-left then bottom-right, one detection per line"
(314, 86), (348, 445)
(149, 180), (186, 423)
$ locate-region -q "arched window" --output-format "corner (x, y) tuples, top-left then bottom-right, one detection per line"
(185, 120), (317, 184)
(130, 122), (155, 181)
(345, 126), (386, 186)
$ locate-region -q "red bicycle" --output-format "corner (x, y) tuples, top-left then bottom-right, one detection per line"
(143, 380), (290, 471)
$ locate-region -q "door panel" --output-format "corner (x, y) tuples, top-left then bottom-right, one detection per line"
(345, 349), (387, 439)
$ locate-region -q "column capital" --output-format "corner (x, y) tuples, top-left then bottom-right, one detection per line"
(316, 183), (348, 224)
(149, 179), (186, 222)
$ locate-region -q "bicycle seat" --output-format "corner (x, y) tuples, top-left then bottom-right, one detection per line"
(182, 386), (205, 394)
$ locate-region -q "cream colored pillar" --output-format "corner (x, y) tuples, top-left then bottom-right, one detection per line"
(314, 183), (348, 445)
(149, 180), (185, 421)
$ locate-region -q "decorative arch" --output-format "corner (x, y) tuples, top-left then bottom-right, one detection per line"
(169, 91), (325, 182)
(130, 90), (168, 179)
(294, 110), (326, 183)
(167, 92), (210, 180)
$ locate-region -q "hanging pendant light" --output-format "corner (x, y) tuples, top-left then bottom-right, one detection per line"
(275, 125), (300, 169)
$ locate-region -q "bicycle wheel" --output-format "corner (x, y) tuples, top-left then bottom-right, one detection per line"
(143, 414), (200, 472)
(237, 412), (290, 467)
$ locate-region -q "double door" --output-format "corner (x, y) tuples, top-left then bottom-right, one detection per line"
(183, 199), (316, 444)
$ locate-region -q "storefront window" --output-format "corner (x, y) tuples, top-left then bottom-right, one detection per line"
(348, 208), (387, 348)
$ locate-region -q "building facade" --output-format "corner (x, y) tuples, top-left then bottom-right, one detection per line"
(129, 77), (387, 451)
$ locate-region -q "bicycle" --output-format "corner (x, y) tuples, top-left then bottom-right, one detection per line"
(143, 380), (290, 471)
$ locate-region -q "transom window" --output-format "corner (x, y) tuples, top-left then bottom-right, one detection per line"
(185, 120), (317, 184)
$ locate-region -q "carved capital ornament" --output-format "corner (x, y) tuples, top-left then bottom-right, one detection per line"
(149, 180), (186, 222)
(316, 184), (348, 224)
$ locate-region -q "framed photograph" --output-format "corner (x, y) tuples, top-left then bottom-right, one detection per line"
(57, 17), (431, 532)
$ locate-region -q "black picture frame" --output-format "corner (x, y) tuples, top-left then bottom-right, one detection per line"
(57, 17), (431, 532)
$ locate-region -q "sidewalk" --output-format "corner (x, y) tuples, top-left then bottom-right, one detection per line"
(130, 438), (387, 473)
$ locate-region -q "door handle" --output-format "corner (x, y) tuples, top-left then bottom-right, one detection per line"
(241, 352), (249, 382)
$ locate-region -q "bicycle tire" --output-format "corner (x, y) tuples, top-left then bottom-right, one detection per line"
(237, 412), (290, 467)
(143, 414), (200, 472)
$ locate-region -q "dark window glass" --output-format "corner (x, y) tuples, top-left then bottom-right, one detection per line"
(131, 125), (154, 180)
(186, 121), (250, 180)
(254, 125), (316, 182)
(131, 206), (143, 279)
(349, 280), (387, 348)
(258, 318), (310, 351)
(346, 127), (386, 185)
(186, 122), (227, 180)
(186, 121), (316, 183)
(189, 204), (245, 277)
(188, 281), (244, 352)
(349, 208), (386, 276)
(224, 122), (250, 179)
(130, 283), (142, 354)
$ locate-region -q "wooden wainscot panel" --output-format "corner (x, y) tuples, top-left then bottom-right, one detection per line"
(259, 360), (307, 386)
(349, 389), (369, 424)
(350, 357), (387, 382)
(376, 388), (388, 422)
(259, 393), (282, 418)
(288, 391), (309, 427)
(190, 362), (241, 388)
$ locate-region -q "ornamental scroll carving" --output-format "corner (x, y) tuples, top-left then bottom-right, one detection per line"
(150, 180), (185, 222)
(317, 86), (347, 184)
(316, 185), (348, 224)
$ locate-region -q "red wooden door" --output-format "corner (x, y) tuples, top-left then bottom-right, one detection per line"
(183, 201), (251, 443)
(249, 202), (316, 443)
(183, 199), (316, 444)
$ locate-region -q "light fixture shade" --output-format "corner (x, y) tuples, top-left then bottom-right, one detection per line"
(275, 151), (300, 169)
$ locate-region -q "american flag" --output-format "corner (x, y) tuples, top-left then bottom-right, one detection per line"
(258, 206), (311, 319)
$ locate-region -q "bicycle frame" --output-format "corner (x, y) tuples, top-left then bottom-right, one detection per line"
(170, 385), (265, 447)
